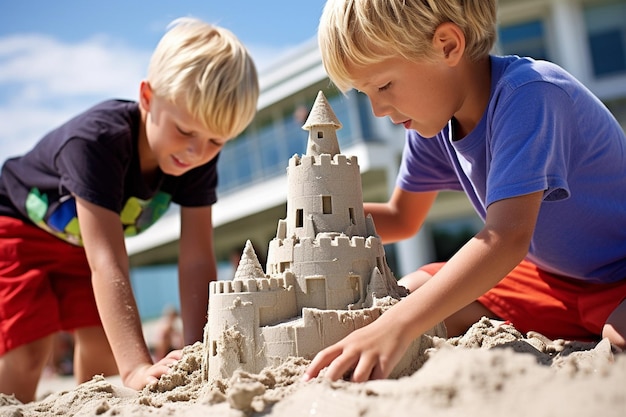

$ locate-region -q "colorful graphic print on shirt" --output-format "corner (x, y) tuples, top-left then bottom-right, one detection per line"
(25, 187), (172, 246)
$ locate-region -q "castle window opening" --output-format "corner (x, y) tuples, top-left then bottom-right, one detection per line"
(349, 207), (355, 224)
(317, 131), (324, 139)
(296, 208), (303, 227)
(349, 275), (361, 303)
(376, 257), (384, 272)
(322, 196), (332, 214)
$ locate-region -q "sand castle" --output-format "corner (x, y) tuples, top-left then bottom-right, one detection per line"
(202, 91), (446, 382)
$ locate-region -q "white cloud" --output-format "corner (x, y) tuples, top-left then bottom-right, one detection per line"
(0, 33), (292, 162)
(0, 34), (147, 99)
(0, 34), (149, 160)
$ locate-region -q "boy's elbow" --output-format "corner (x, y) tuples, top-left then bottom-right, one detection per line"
(477, 224), (533, 260)
(377, 220), (421, 244)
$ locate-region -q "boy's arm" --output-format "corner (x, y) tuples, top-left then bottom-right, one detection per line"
(304, 190), (543, 382)
(364, 188), (437, 244)
(75, 197), (179, 389)
(178, 205), (216, 344)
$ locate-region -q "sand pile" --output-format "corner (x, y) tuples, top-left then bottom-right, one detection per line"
(1, 317), (624, 417)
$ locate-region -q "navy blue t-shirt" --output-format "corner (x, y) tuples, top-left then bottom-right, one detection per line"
(0, 99), (218, 246)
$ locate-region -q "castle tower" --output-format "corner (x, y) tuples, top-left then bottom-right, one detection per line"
(266, 91), (400, 311)
(284, 91), (368, 240)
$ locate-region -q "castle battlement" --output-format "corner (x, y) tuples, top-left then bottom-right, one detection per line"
(209, 276), (290, 295)
(291, 234), (372, 250)
(291, 153), (358, 169)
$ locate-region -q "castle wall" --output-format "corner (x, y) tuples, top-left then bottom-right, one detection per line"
(266, 234), (396, 311)
(206, 302), (444, 380)
(206, 280), (298, 379)
(208, 279), (297, 327)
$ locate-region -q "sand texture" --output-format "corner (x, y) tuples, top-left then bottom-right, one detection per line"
(2, 317), (624, 417)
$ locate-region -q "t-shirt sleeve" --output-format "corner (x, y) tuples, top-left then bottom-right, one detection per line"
(396, 129), (464, 192)
(486, 81), (571, 206)
(55, 136), (128, 212)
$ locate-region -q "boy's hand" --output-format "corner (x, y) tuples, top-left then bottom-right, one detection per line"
(303, 316), (412, 382)
(123, 350), (183, 390)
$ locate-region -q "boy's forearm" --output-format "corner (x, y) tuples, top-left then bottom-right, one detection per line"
(178, 262), (215, 344)
(391, 191), (540, 340)
(91, 269), (153, 381)
(364, 190), (436, 244)
(391, 190), (542, 339)
(389, 232), (528, 341)
(363, 202), (408, 243)
(76, 197), (154, 383)
(178, 205), (216, 344)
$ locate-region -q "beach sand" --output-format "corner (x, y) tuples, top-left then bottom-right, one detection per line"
(1, 317), (624, 417)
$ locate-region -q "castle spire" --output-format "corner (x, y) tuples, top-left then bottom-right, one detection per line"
(234, 240), (265, 280)
(302, 91), (342, 157)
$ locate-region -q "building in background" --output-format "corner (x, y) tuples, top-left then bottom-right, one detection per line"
(127, 0), (626, 320)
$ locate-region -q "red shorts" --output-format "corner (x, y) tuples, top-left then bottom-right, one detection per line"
(419, 259), (626, 341)
(0, 216), (102, 355)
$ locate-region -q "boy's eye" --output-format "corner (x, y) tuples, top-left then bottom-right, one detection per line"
(378, 82), (391, 92)
(176, 126), (193, 136)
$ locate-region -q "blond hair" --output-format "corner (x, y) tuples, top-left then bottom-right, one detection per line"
(147, 18), (259, 138)
(319, 0), (497, 91)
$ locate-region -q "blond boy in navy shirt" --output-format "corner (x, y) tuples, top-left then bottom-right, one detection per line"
(0, 18), (259, 402)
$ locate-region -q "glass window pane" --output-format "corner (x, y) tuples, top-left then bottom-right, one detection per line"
(234, 140), (254, 185)
(283, 109), (308, 158)
(217, 146), (237, 193)
(498, 20), (549, 60)
(584, 1), (626, 77)
(327, 94), (355, 148)
(357, 93), (375, 141)
(258, 124), (283, 177)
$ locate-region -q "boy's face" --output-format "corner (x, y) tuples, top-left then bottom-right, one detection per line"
(140, 83), (228, 176)
(349, 56), (462, 138)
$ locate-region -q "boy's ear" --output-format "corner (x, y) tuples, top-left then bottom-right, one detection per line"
(139, 81), (153, 111)
(433, 22), (465, 66)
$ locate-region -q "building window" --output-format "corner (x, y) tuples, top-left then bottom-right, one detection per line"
(322, 196), (332, 214)
(584, 0), (626, 77)
(327, 93), (356, 148)
(258, 121), (286, 178)
(498, 20), (549, 60)
(296, 209), (303, 227)
(349, 207), (355, 224)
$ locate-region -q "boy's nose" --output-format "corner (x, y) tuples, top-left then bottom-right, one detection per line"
(186, 137), (205, 159)
(370, 98), (390, 118)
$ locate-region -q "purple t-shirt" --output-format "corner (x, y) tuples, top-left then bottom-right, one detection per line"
(397, 55), (626, 284)
(0, 99), (218, 246)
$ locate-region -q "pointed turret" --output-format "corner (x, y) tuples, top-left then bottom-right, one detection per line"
(234, 240), (265, 280)
(302, 91), (342, 157)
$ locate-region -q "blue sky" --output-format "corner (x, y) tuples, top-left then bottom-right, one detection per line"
(0, 0), (327, 161)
